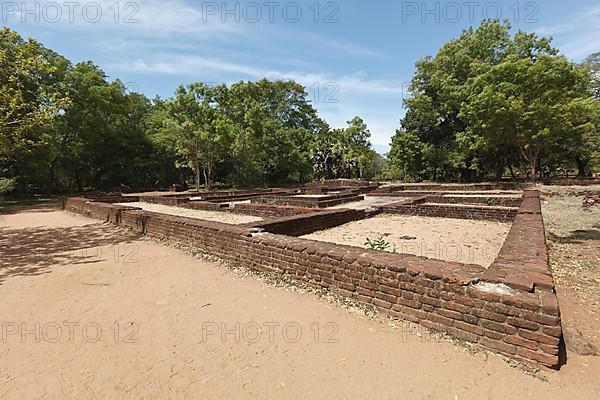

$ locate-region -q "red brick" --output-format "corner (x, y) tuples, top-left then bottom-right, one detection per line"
(516, 348), (558, 367)
(522, 312), (560, 326)
(539, 291), (560, 316)
(472, 309), (506, 323)
(503, 335), (539, 350)
(453, 295), (483, 308)
(542, 326), (562, 338)
(421, 296), (442, 307)
(397, 297), (422, 310)
(372, 298), (392, 310)
(480, 337), (517, 355)
(540, 344), (559, 355)
(485, 303), (520, 316)
(379, 285), (400, 297)
(506, 317), (539, 331)
(481, 320), (517, 335)
(375, 291), (397, 304)
(502, 294), (540, 312)
(455, 321), (484, 336)
(427, 313), (454, 327)
(518, 329), (560, 346)
(436, 308), (463, 321)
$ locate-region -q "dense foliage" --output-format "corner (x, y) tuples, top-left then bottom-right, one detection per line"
(2, 22), (599, 192)
(0, 27), (375, 193)
(388, 21), (600, 181)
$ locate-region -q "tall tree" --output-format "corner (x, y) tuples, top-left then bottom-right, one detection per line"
(223, 79), (324, 186)
(0, 27), (70, 186)
(582, 52), (600, 100)
(162, 83), (231, 191)
(389, 20), (598, 181)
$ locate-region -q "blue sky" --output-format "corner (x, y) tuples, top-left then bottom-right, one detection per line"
(4, 0), (599, 153)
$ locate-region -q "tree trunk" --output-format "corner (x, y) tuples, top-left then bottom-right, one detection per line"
(495, 159), (505, 181)
(203, 166), (210, 190)
(530, 160), (537, 182)
(75, 171), (82, 192)
(195, 159), (201, 192)
(48, 160), (56, 194)
(508, 165), (517, 180)
(576, 157), (588, 177)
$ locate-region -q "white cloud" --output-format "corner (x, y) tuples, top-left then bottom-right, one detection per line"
(8, 0), (243, 37)
(109, 54), (408, 95)
(108, 54), (406, 149)
(537, 4), (600, 60)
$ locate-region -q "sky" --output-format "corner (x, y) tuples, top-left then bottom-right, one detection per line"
(4, 0), (599, 154)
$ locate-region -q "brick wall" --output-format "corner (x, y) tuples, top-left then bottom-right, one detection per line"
(232, 203), (324, 218)
(374, 183), (529, 194)
(254, 193), (364, 208)
(139, 195), (190, 206)
(243, 209), (366, 236)
(543, 178), (600, 186)
(427, 195), (522, 208)
(381, 199), (519, 222)
(64, 191), (562, 369)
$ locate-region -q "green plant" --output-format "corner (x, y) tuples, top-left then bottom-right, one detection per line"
(0, 178), (16, 196)
(364, 236), (391, 251)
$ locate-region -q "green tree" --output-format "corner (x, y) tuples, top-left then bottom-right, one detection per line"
(582, 52), (600, 99)
(462, 49), (594, 179)
(0, 27), (70, 187)
(223, 79), (324, 186)
(312, 117), (374, 179)
(162, 83), (232, 191)
(390, 20), (598, 181)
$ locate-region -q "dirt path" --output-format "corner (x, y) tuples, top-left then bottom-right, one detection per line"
(1, 209), (599, 399)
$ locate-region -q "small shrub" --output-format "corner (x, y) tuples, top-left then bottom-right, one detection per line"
(364, 236), (391, 251)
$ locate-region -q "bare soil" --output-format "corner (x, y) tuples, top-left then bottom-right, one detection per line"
(117, 202), (263, 225)
(1, 207), (599, 399)
(541, 195), (600, 356)
(331, 196), (405, 210)
(301, 214), (511, 267)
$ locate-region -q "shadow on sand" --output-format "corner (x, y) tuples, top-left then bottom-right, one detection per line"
(0, 217), (142, 286)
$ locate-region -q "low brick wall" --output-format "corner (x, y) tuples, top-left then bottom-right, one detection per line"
(86, 195), (140, 204)
(243, 209), (366, 236)
(232, 203), (323, 218)
(139, 195), (190, 206)
(63, 191), (563, 368)
(63, 197), (140, 224)
(304, 179), (379, 191)
(381, 199), (519, 222)
(374, 183), (529, 194)
(481, 190), (554, 292)
(543, 178), (600, 186)
(195, 190), (290, 203)
(428, 195), (522, 208)
(254, 193), (364, 208)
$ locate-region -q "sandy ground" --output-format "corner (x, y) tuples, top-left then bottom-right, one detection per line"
(0, 209), (599, 399)
(301, 214), (511, 267)
(442, 194), (521, 198)
(537, 184), (600, 196)
(117, 202), (263, 225)
(331, 196), (405, 210)
(541, 195), (600, 356)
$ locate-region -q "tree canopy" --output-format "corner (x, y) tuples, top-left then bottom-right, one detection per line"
(388, 20), (599, 181)
(1, 28), (376, 193)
